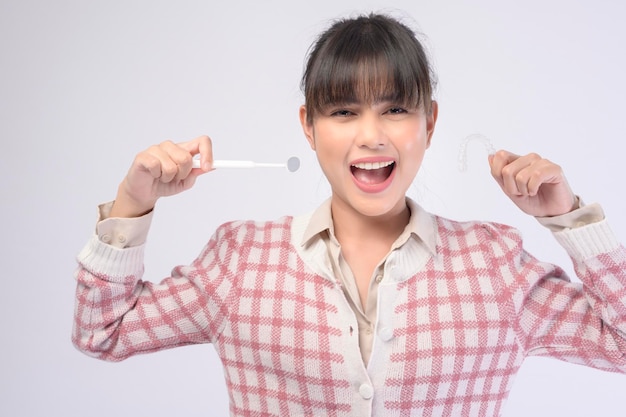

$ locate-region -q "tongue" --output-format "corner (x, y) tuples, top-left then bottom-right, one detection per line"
(352, 166), (392, 184)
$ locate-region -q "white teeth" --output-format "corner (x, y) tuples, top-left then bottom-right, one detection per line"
(351, 161), (394, 170)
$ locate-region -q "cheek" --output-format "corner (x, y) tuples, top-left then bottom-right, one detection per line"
(397, 128), (427, 154)
(396, 127), (429, 172)
(313, 124), (351, 155)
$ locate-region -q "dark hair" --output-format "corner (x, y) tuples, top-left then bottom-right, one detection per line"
(301, 13), (435, 124)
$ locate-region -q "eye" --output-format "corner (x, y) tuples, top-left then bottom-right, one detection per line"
(331, 109), (354, 117)
(386, 107), (407, 115)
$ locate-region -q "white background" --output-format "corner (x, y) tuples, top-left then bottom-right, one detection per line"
(1, 0), (625, 415)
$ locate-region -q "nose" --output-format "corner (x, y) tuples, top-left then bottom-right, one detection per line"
(355, 112), (387, 149)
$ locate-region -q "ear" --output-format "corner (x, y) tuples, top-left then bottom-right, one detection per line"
(299, 105), (316, 150)
(425, 100), (438, 148)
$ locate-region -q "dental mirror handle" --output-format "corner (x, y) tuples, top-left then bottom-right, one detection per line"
(192, 156), (300, 172)
(193, 160), (285, 169)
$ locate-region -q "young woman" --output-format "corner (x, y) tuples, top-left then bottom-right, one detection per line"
(73, 13), (626, 416)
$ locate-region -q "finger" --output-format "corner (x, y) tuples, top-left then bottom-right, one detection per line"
(525, 159), (563, 196)
(197, 135), (214, 171)
(509, 155), (559, 197)
(503, 153), (544, 196)
(159, 140), (196, 180)
(134, 150), (165, 180)
(135, 143), (182, 182)
(179, 135), (214, 172)
(492, 151), (544, 196)
(489, 150), (519, 191)
(144, 142), (182, 183)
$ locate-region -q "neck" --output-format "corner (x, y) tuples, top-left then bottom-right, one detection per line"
(331, 198), (410, 245)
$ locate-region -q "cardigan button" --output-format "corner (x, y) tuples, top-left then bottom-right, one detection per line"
(379, 326), (394, 342)
(359, 383), (374, 399)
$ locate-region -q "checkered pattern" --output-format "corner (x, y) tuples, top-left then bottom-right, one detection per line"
(73, 214), (626, 416)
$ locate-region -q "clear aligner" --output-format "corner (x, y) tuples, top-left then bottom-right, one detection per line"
(458, 134), (496, 172)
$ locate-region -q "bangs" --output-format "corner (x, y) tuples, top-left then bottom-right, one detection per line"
(302, 14), (433, 122)
(310, 53), (421, 111)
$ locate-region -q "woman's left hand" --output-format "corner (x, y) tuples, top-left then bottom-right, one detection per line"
(488, 150), (578, 217)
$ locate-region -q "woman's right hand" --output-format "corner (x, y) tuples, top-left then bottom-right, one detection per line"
(110, 135), (213, 218)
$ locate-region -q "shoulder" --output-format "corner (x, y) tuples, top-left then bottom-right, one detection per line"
(195, 216), (296, 270)
(433, 214), (524, 253)
(213, 216), (295, 245)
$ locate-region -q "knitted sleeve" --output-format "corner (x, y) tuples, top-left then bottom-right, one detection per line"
(71, 220), (243, 361)
(490, 220), (626, 372)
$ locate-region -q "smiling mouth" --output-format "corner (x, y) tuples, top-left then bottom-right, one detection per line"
(350, 161), (395, 184)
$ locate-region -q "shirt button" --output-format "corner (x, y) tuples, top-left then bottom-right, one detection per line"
(364, 326), (373, 335)
(359, 383), (374, 399)
(375, 274), (383, 284)
(117, 235), (127, 244)
(100, 234), (111, 243)
(379, 327), (394, 342)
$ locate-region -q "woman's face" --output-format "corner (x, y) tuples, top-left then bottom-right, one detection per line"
(300, 98), (437, 220)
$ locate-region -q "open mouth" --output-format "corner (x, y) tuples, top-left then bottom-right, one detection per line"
(350, 160), (395, 185)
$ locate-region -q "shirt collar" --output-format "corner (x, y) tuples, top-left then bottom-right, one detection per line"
(300, 197), (437, 255)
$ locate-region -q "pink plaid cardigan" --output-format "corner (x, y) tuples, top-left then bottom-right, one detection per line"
(73, 209), (626, 416)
